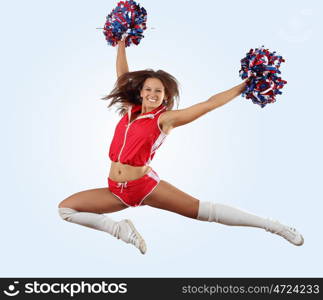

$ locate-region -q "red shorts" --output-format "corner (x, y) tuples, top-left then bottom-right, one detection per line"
(108, 169), (160, 207)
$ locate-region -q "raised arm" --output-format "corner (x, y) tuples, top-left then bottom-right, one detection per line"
(116, 37), (129, 78)
(205, 81), (247, 111)
(162, 81), (247, 130)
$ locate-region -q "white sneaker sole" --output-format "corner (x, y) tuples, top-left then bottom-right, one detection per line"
(295, 234), (304, 246)
(125, 219), (147, 254)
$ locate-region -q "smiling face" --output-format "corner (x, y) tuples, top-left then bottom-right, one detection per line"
(140, 77), (167, 112)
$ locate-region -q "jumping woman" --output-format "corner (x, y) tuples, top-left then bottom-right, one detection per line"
(58, 38), (304, 254)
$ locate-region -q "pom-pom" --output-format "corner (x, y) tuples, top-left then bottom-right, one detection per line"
(239, 46), (287, 108)
(103, 0), (147, 47)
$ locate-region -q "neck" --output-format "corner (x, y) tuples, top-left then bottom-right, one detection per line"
(141, 104), (161, 114)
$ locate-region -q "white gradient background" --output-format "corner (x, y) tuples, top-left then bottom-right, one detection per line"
(1, 0), (322, 277)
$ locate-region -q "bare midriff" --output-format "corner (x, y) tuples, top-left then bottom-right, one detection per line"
(109, 161), (152, 182)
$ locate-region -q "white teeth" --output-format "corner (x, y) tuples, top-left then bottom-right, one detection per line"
(148, 98), (157, 102)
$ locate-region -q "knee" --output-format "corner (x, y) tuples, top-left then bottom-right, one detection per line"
(58, 196), (72, 209)
(58, 202), (65, 208)
(58, 193), (78, 210)
(58, 207), (78, 221)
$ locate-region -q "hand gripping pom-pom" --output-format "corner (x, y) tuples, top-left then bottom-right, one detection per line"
(239, 46), (287, 108)
(103, 0), (147, 47)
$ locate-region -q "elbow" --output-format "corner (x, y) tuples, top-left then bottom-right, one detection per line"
(116, 70), (129, 79)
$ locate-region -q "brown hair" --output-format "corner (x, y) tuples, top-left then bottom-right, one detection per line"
(101, 69), (180, 116)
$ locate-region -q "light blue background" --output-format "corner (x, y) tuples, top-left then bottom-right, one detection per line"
(1, 0), (322, 277)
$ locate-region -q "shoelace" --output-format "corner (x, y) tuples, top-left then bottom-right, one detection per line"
(113, 222), (140, 246)
(128, 231), (140, 248)
(279, 227), (297, 239)
(265, 219), (297, 239)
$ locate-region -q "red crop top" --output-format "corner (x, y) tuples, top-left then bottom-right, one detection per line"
(109, 104), (168, 167)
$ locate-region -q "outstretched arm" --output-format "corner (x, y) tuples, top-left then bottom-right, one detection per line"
(163, 81), (247, 129)
(116, 36), (129, 78)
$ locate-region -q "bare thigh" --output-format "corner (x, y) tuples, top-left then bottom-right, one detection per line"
(58, 187), (128, 214)
(142, 180), (199, 219)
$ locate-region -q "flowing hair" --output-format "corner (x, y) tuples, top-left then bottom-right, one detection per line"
(101, 69), (180, 116)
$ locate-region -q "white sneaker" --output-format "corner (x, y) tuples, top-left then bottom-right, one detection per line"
(116, 219), (147, 254)
(265, 219), (304, 246)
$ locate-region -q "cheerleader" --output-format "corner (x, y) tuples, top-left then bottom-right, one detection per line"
(58, 37), (303, 254)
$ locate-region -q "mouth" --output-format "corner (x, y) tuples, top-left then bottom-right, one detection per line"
(147, 98), (158, 103)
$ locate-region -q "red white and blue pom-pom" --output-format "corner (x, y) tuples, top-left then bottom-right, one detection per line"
(239, 46), (287, 108)
(103, 0), (147, 47)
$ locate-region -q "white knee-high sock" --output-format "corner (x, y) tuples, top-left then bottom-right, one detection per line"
(58, 207), (119, 237)
(197, 201), (282, 232)
(58, 207), (148, 253)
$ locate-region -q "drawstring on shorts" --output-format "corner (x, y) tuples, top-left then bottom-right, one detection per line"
(117, 182), (128, 193)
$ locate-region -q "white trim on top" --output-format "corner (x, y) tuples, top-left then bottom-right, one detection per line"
(151, 133), (167, 153)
